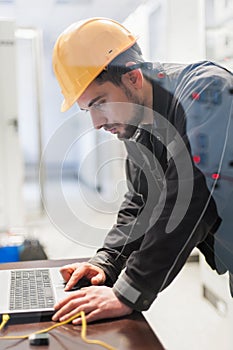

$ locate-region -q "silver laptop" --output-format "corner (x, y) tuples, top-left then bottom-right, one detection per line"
(0, 267), (70, 323)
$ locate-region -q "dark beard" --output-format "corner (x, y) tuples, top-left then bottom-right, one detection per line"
(117, 103), (145, 140)
(117, 124), (138, 140)
(116, 84), (145, 140)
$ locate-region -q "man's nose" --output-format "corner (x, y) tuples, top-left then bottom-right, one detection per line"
(90, 111), (107, 130)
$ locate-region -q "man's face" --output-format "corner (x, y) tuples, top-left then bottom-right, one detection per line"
(77, 80), (144, 139)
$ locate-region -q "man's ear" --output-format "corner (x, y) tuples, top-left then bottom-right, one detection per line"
(121, 61), (143, 90)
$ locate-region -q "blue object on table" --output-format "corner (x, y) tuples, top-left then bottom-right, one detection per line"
(0, 245), (21, 263)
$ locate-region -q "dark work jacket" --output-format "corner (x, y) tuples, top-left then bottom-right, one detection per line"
(89, 61), (233, 311)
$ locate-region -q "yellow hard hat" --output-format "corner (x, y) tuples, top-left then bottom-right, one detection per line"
(53, 18), (137, 112)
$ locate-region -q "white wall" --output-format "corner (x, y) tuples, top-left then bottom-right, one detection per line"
(124, 0), (206, 63)
(0, 20), (24, 227)
(165, 0), (206, 62)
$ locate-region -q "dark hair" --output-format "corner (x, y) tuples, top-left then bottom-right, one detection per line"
(95, 42), (144, 86)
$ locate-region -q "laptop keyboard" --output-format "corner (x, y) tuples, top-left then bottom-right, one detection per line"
(9, 269), (55, 310)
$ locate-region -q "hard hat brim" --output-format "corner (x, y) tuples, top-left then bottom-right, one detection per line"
(61, 99), (72, 112)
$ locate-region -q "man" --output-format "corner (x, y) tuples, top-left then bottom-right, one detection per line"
(52, 18), (233, 324)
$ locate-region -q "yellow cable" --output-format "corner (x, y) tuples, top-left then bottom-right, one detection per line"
(0, 312), (116, 350)
(0, 313), (81, 340)
(0, 314), (10, 331)
(80, 311), (116, 350)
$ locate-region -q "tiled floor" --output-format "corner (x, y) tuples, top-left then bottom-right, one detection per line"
(25, 180), (232, 350)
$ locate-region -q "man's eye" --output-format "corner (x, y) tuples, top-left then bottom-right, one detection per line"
(93, 100), (106, 111)
(80, 108), (89, 113)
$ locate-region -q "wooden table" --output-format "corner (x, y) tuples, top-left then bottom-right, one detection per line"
(0, 259), (165, 350)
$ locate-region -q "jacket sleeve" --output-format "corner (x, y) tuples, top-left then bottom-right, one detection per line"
(88, 149), (158, 285)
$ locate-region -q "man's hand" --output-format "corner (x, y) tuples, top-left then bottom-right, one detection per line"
(60, 262), (106, 291)
(52, 285), (133, 324)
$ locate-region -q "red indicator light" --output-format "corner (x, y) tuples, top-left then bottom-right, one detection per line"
(193, 155), (201, 164)
(192, 92), (200, 100)
(212, 173), (220, 180)
(157, 72), (165, 79)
